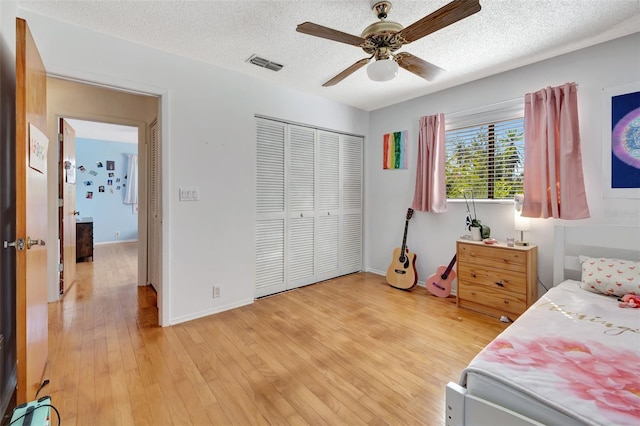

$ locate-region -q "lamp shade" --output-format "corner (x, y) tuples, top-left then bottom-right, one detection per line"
(367, 59), (398, 82)
(513, 194), (530, 231)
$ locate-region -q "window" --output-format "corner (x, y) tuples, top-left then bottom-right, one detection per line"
(445, 101), (525, 200)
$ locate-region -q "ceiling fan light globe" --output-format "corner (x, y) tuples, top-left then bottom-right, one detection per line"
(367, 59), (398, 82)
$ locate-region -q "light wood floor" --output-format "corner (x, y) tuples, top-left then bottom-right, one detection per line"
(45, 243), (508, 425)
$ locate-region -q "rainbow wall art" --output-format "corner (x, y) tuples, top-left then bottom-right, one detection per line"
(383, 130), (407, 169)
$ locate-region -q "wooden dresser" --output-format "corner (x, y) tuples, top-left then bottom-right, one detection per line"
(456, 240), (537, 320)
(76, 218), (94, 262)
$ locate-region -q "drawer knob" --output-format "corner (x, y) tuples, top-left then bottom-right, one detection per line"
(495, 281), (504, 287)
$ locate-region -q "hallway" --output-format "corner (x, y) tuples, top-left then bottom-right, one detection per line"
(46, 242), (158, 425)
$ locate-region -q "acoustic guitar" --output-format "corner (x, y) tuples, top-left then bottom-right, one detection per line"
(426, 255), (456, 298)
(386, 208), (417, 290)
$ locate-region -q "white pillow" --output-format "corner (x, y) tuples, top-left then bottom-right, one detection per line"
(578, 256), (640, 297)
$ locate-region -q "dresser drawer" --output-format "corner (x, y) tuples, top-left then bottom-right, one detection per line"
(457, 264), (527, 296)
(458, 281), (527, 315)
(456, 240), (537, 319)
(458, 242), (528, 273)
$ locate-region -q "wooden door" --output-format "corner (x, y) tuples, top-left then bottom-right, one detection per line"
(15, 18), (49, 403)
(59, 118), (76, 294)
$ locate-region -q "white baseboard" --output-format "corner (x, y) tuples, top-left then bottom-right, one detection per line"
(365, 267), (457, 295)
(95, 239), (138, 245)
(169, 298), (254, 325)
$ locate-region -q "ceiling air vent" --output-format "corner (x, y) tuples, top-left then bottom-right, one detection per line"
(247, 54), (283, 72)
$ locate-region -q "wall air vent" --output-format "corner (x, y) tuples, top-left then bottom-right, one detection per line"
(247, 54), (284, 72)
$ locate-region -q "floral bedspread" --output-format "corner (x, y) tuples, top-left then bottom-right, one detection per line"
(461, 280), (640, 426)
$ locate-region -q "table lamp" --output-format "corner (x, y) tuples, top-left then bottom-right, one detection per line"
(514, 194), (530, 246)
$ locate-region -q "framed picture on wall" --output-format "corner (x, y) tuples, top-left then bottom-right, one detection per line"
(65, 161), (76, 184)
(602, 81), (640, 198)
(106, 160), (115, 170)
(28, 124), (48, 174)
(382, 130), (408, 170)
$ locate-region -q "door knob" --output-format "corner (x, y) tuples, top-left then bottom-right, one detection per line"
(72, 211), (80, 215)
(26, 237), (46, 249)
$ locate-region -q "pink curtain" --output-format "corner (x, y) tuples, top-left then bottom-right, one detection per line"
(522, 83), (590, 219)
(411, 113), (447, 213)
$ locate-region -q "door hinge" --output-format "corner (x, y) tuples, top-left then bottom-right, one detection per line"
(58, 263), (64, 272)
(58, 198), (63, 207)
(58, 133), (63, 142)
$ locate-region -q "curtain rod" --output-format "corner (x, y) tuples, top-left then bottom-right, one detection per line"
(446, 82), (579, 119)
(445, 96), (523, 119)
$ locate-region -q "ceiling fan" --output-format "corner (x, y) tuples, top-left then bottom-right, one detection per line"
(296, 0), (481, 86)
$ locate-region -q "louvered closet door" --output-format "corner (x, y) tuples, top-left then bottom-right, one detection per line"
(287, 125), (316, 289)
(147, 120), (161, 290)
(256, 118), (363, 297)
(341, 135), (363, 274)
(255, 119), (286, 297)
(317, 131), (340, 280)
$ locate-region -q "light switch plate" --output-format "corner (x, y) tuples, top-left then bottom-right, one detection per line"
(179, 187), (200, 201)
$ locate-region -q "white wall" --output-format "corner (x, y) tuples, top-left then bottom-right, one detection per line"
(366, 33), (640, 294)
(16, 7), (640, 325)
(19, 10), (369, 325)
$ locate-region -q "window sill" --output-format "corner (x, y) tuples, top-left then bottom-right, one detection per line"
(447, 199), (514, 205)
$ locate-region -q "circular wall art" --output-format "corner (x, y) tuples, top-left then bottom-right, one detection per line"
(612, 106), (640, 169)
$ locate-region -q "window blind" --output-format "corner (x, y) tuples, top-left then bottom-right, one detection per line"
(445, 117), (525, 199)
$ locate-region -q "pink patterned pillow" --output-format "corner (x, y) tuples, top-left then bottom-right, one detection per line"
(578, 256), (640, 297)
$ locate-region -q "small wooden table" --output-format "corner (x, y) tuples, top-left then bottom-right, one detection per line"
(76, 217), (94, 262)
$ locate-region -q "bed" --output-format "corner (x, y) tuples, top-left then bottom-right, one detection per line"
(445, 225), (640, 426)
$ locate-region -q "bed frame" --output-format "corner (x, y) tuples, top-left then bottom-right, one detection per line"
(445, 224), (640, 426)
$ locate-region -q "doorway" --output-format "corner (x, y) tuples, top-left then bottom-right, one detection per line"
(46, 77), (162, 322)
(62, 119), (140, 292)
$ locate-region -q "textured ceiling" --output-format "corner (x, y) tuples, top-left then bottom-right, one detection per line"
(18, 0), (640, 111)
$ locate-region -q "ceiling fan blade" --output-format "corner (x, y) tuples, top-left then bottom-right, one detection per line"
(323, 58), (371, 87)
(395, 53), (444, 81)
(296, 22), (366, 46)
(398, 0), (481, 43)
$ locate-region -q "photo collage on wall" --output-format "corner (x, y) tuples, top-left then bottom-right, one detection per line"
(79, 159), (127, 199)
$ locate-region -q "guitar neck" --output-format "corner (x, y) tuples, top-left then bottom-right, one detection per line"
(400, 219), (409, 253)
(441, 255), (457, 279)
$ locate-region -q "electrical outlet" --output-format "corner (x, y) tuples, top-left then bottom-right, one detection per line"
(213, 285), (221, 298)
